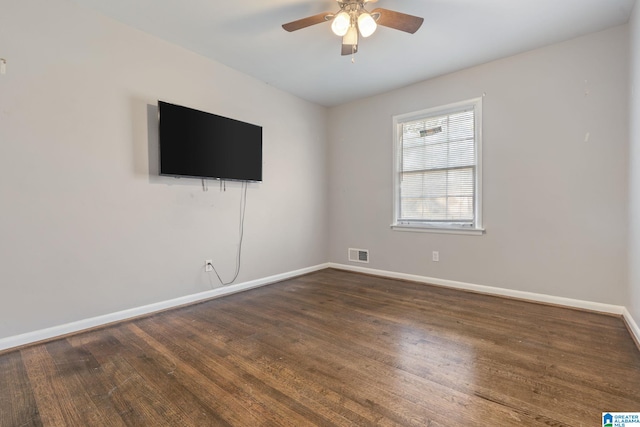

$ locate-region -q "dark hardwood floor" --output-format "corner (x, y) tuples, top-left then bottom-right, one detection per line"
(2, 268), (639, 426)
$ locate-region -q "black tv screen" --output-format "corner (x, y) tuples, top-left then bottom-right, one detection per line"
(158, 101), (262, 182)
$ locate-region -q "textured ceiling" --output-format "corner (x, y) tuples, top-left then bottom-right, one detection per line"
(72, 0), (636, 106)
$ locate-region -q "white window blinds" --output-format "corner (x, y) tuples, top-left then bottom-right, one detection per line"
(394, 99), (482, 230)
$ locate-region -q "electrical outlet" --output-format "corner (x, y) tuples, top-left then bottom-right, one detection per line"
(205, 260), (213, 272)
(432, 251), (439, 262)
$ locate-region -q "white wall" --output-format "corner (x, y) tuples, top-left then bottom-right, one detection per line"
(630, 4), (640, 325)
(328, 26), (629, 305)
(0, 0), (328, 339)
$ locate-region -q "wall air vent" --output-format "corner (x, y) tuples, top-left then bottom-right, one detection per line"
(348, 248), (369, 263)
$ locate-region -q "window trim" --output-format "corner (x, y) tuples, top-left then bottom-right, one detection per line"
(391, 97), (484, 235)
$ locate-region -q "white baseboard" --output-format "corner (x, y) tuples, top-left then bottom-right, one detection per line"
(0, 263), (330, 352)
(623, 308), (640, 349)
(329, 263), (627, 315)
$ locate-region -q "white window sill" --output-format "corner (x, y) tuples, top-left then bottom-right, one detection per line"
(391, 224), (485, 236)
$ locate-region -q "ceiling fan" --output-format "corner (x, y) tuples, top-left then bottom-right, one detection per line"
(282, 0), (424, 56)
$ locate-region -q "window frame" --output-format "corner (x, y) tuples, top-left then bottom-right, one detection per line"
(391, 97), (484, 235)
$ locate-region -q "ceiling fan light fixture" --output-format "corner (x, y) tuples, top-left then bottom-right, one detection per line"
(331, 11), (351, 36)
(357, 12), (377, 37)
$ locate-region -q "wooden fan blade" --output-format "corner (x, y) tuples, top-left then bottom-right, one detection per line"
(341, 43), (358, 56)
(282, 13), (332, 32)
(371, 8), (423, 34)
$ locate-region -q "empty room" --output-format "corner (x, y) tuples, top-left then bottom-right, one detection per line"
(1, 0), (639, 425)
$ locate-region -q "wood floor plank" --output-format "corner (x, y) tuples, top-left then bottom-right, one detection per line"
(164, 314), (388, 426)
(131, 317), (339, 427)
(212, 272), (636, 426)
(251, 279), (638, 416)
(212, 291), (557, 426)
(0, 350), (42, 426)
(184, 282), (538, 425)
(65, 328), (196, 426)
(41, 339), (121, 426)
(1, 268), (638, 426)
(21, 345), (87, 426)
(110, 323), (256, 426)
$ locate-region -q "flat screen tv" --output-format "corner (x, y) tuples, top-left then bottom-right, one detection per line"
(158, 101), (262, 182)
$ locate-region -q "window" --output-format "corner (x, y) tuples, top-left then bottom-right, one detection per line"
(392, 98), (484, 234)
